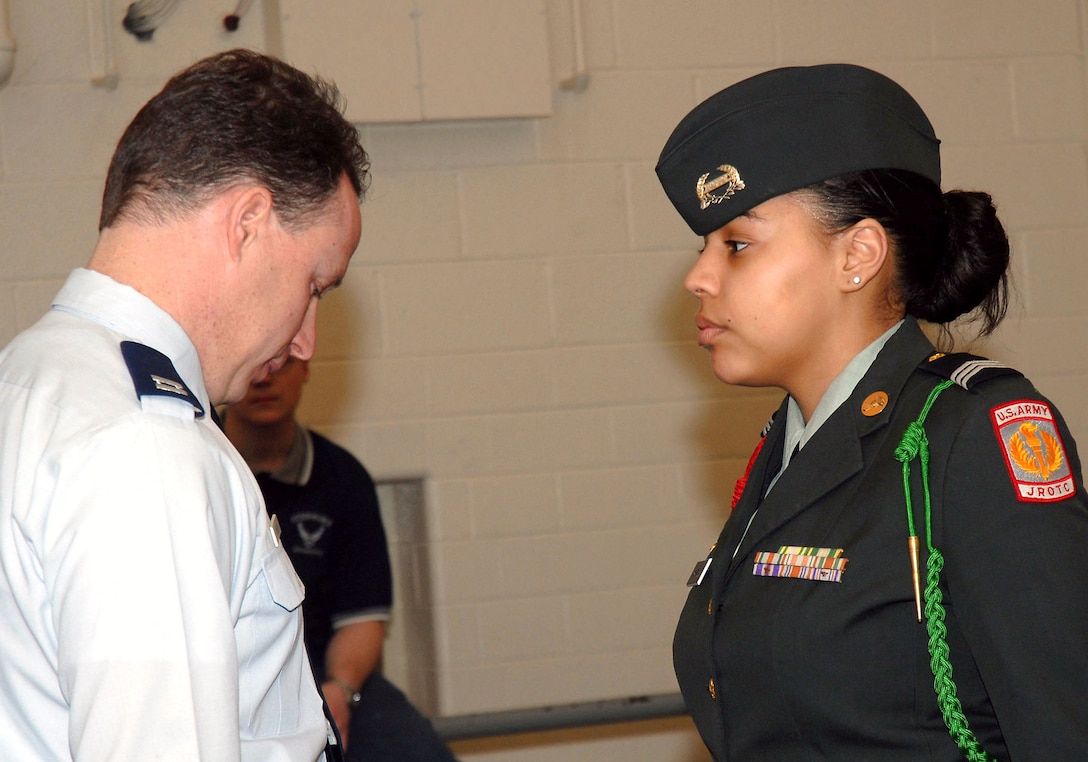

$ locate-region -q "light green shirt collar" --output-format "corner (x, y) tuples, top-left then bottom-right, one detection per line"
(778, 319), (904, 477)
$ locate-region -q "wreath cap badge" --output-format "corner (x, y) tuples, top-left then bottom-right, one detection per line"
(696, 164), (745, 209)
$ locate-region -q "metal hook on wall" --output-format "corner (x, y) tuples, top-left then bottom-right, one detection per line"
(223, 0), (254, 32)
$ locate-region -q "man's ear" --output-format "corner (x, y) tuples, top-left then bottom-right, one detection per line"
(226, 186), (275, 262)
(839, 218), (890, 292)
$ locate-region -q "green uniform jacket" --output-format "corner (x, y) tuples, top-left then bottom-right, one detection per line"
(674, 318), (1088, 760)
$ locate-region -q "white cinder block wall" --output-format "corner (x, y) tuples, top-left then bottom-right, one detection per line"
(3, 2), (1088, 760)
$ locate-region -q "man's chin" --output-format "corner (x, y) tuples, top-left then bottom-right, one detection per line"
(217, 389), (246, 407)
(218, 370), (270, 408)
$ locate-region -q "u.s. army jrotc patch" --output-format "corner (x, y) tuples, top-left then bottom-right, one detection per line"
(991, 400), (1075, 502)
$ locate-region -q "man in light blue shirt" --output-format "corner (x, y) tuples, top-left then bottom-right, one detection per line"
(0, 49), (369, 761)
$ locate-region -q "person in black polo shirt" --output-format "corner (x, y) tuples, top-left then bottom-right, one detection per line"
(225, 357), (456, 761)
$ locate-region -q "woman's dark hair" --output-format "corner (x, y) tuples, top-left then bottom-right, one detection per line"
(99, 49), (371, 231)
(799, 169), (1009, 340)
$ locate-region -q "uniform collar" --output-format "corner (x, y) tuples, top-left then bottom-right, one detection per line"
(51, 268), (210, 414)
(778, 320), (905, 478)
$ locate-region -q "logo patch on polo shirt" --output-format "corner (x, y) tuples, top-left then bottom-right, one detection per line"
(991, 400), (1075, 502)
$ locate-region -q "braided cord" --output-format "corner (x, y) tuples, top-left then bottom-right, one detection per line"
(894, 380), (996, 762)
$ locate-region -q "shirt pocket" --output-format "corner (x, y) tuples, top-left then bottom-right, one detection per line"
(259, 538), (306, 613)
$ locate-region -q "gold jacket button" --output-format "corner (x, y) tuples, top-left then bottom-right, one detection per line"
(707, 599), (713, 615)
(708, 678), (717, 700)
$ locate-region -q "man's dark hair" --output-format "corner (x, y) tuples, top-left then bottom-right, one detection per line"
(99, 48), (370, 231)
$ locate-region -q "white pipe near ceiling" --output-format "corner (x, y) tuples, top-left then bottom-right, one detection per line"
(88, 0), (118, 88)
(0, 0), (15, 89)
(558, 0), (589, 93)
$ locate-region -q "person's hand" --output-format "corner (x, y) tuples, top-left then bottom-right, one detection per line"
(322, 680), (352, 748)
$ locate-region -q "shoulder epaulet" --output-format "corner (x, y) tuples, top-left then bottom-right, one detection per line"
(919, 352), (1022, 391)
(120, 341), (205, 418)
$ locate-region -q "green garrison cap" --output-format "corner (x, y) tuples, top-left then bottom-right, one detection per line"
(656, 64), (941, 236)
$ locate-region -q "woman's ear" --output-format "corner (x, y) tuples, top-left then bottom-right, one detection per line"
(839, 218), (890, 292)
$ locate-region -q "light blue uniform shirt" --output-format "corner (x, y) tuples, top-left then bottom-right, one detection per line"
(0, 268), (329, 761)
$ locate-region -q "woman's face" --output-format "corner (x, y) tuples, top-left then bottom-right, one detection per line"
(684, 193), (844, 393)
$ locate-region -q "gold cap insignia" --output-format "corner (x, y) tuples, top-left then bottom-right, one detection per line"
(696, 165), (745, 209)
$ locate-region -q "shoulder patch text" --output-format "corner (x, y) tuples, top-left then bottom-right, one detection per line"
(991, 400), (1074, 503)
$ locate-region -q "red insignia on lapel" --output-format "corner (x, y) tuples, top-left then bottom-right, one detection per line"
(731, 436), (765, 510)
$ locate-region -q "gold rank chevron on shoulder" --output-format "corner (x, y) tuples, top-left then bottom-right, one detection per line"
(919, 352), (1022, 391)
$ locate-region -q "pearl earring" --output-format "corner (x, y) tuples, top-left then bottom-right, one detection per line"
(852, 276), (862, 285)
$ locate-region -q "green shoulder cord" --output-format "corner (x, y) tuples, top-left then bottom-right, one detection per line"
(894, 379), (997, 762)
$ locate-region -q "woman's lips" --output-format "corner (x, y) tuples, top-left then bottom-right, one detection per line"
(696, 316), (725, 346)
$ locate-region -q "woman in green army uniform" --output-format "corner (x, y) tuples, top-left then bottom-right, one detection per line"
(656, 64), (1088, 760)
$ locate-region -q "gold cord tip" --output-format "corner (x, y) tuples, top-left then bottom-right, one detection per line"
(908, 536), (922, 622)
